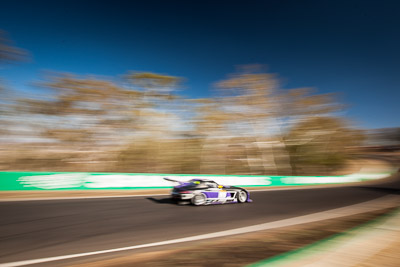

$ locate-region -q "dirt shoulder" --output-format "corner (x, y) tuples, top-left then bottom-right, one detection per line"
(355, 235), (400, 267)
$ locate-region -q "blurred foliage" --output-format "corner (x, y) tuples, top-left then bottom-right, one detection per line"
(0, 30), (27, 64)
(0, 30), (371, 175)
(285, 117), (365, 174)
(0, 30), (28, 144)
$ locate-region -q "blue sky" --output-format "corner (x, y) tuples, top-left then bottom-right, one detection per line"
(1, 0), (399, 129)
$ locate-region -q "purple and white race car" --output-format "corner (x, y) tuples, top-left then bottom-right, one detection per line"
(164, 178), (252, 206)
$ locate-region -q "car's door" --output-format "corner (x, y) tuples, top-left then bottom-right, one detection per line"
(202, 182), (224, 200)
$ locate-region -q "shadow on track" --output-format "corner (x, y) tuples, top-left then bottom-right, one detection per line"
(147, 197), (193, 206)
(147, 197), (177, 205)
(354, 168), (400, 195)
(355, 186), (400, 195)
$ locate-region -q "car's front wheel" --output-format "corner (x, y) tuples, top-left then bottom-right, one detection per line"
(192, 193), (206, 206)
(237, 190), (247, 203)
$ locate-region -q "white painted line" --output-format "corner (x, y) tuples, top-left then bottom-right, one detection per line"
(0, 195), (398, 267)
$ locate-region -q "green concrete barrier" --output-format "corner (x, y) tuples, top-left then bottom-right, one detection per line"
(0, 171), (392, 191)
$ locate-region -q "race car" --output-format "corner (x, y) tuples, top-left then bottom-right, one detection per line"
(164, 177), (252, 206)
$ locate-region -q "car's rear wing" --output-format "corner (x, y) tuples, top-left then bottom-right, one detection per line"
(163, 177), (185, 184)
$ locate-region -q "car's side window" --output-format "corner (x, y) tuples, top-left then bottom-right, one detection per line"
(206, 182), (217, 188)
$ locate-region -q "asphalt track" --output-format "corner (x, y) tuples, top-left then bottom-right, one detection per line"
(0, 166), (399, 266)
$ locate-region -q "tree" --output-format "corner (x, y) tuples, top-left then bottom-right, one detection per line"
(15, 73), (150, 145)
(285, 116), (364, 174)
(124, 71), (184, 137)
(0, 30), (27, 64)
(196, 65), (348, 175)
(0, 30), (28, 141)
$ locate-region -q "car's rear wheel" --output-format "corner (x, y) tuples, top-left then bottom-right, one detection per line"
(237, 190), (247, 203)
(192, 193), (206, 206)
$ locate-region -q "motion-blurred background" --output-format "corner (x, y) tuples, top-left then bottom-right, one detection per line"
(1, 0), (399, 176)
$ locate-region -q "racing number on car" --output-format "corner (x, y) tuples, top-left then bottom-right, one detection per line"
(218, 190), (227, 199)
